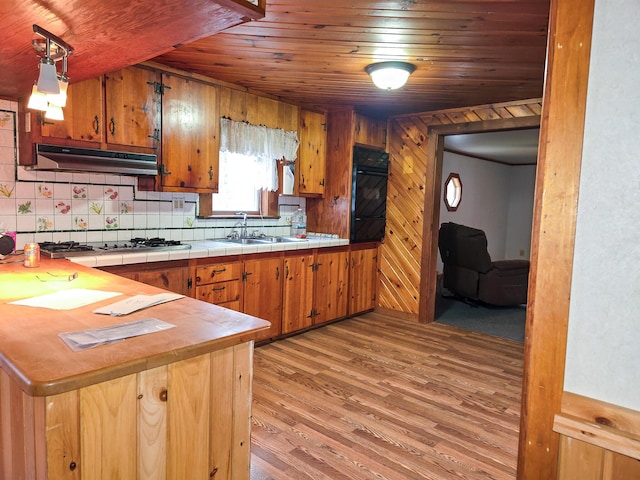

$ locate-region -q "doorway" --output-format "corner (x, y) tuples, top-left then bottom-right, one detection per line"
(434, 127), (539, 340)
(418, 115), (541, 325)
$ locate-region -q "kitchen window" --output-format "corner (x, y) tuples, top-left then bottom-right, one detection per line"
(211, 151), (268, 214)
(209, 118), (299, 215)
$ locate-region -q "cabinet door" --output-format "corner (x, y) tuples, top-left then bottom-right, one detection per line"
(137, 267), (191, 296)
(41, 76), (104, 144)
(104, 67), (160, 149)
(314, 249), (349, 325)
(282, 253), (315, 334)
(354, 113), (387, 150)
(297, 110), (326, 195)
(349, 246), (378, 315)
(243, 256), (283, 341)
(161, 74), (220, 192)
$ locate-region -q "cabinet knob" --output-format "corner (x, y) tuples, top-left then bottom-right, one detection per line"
(159, 388), (168, 402)
(69, 461), (77, 471)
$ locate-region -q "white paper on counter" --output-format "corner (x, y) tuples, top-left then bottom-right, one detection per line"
(9, 289), (122, 310)
(59, 317), (176, 351)
(93, 293), (184, 316)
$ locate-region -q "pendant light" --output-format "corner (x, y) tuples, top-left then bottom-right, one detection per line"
(27, 25), (73, 120)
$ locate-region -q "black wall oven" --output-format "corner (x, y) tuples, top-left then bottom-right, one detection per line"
(350, 146), (389, 243)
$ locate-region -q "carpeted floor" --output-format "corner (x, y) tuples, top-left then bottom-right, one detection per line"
(435, 292), (526, 342)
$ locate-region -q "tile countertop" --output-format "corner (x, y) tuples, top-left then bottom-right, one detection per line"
(68, 237), (351, 268)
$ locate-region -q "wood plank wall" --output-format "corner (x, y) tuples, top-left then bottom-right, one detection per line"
(554, 392), (640, 479)
(379, 99), (542, 318)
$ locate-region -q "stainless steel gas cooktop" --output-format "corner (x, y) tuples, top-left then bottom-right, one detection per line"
(39, 238), (191, 258)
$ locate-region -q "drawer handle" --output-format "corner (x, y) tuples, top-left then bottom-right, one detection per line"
(212, 286), (226, 291)
(211, 268), (226, 276)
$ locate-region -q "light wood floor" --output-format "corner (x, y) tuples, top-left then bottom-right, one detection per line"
(250, 312), (524, 480)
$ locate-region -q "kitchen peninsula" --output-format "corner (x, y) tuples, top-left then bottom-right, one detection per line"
(0, 257), (269, 480)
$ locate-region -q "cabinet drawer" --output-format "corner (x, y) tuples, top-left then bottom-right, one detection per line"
(196, 280), (241, 305)
(196, 263), (241, 285)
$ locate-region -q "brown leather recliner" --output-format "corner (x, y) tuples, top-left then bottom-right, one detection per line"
(438, 222), (530, 306)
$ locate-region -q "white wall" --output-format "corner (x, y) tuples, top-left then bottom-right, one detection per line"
(438, 151), (535, 270)
(564, 0), (640, 410)
(505, 165), (536, 259)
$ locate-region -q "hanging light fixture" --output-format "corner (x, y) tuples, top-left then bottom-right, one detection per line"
(26, 83), (48, 111)
(27, 24), (73, 119)
(365, 61), (416, 90)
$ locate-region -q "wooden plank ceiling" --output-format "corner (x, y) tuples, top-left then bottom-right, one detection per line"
(152, 0), (550, 118)
(0, 0), (264, 101)
(1, 0), (550, 119)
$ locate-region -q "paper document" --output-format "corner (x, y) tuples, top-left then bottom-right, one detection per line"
(9, 289), (122, 310)
(93, 293), (184, 316)
(59, 318), (176, 351)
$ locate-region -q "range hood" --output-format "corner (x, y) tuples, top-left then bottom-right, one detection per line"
(29, 144), (158, 176)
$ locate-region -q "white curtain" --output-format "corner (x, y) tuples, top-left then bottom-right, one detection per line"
(219, 117), (299, 191)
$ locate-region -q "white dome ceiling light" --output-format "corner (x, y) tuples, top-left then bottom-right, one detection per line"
(365, 61), (416, 90)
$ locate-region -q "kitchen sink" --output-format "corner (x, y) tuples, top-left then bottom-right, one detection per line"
(213, 236), (308, 245)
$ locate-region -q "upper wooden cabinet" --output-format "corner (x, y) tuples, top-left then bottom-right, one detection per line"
(40, 76), (105, 144)
(297, 109), (327, 196)
(104, 67), (161, 149)
(354, 113), (387, 150)
(159, 74), (220, 192)
(22, 66), (160, 153)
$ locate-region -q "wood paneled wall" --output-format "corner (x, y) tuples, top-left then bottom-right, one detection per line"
(554, 392), (640, 479)
(379, 99), (542, 317)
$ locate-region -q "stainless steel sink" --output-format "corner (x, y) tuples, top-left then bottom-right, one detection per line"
(213, 236), (308, 245)
(216, 238), (265, 245)
(256, 236), (308, 243)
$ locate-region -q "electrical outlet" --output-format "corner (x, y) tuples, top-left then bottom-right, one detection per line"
(173, 199), (184, 210)
(286, 216), (292, 225)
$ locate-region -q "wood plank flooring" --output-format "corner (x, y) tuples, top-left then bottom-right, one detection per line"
(250, 312), (524, 479)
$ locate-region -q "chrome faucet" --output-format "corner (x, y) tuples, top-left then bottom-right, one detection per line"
(235, 212), (248, 238)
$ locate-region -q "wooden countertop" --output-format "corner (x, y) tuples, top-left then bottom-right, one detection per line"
(0, 257), (270, 397)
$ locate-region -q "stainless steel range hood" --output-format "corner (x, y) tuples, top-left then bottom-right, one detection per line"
(29, 144), (158, 176)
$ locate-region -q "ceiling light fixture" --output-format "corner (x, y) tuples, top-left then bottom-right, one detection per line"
(28, 24), (74, 119)
(365, 61), (416, 90)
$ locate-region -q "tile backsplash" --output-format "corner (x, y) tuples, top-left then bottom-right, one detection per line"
(0, 102), (304, 251)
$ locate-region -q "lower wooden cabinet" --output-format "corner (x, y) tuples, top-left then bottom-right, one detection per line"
(196, 261), (242, 311)
(282, 247), (350, 334)
(282, 252), (315, 334)
(100, 261), (191, 296)
(349, 244), (378, 315)
(101, 243), (378, 339)
(243, 255), (283, 341)
(314, 248), (349, 325)
(1, 343), (253, 480)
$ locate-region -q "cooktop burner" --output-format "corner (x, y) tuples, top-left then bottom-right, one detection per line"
(39, 238), (191, 258)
